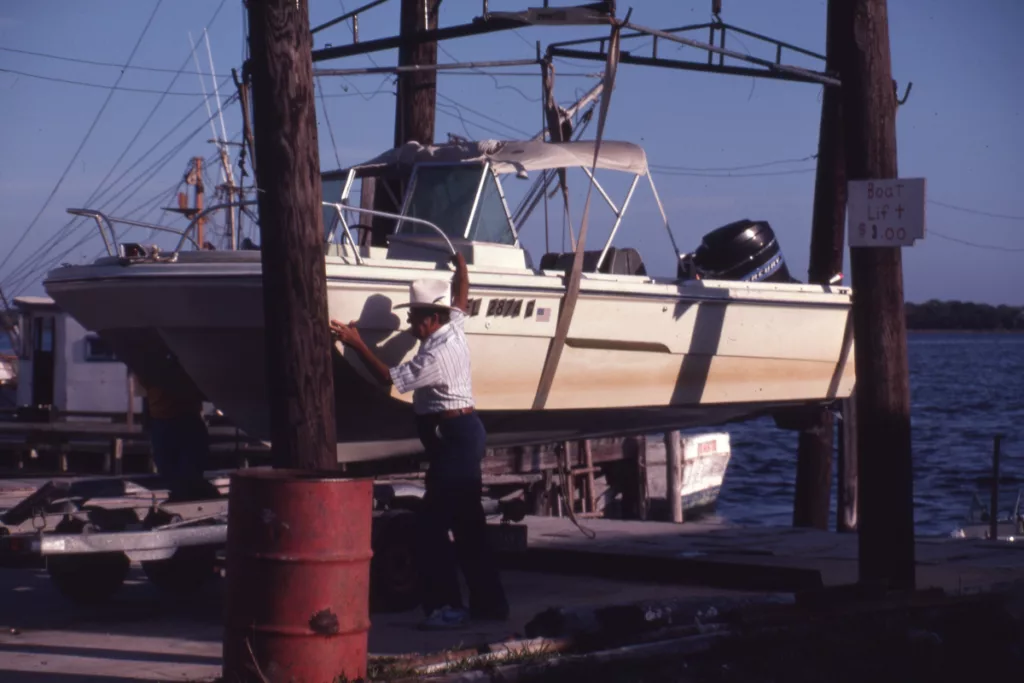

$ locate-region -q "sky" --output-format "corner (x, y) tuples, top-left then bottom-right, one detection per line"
(0, 0), (1022, 305)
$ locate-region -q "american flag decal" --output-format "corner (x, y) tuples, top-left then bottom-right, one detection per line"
(536, 307), (551, 322)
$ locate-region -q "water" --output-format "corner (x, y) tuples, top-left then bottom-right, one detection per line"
(703, 332), (1024, 537)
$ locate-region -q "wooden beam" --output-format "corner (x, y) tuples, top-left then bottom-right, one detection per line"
(370, 0), (440, 246)
(246, 0), (337, 470)
(840, 0), (915, 589)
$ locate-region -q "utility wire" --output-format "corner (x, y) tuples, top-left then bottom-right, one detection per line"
(928, 200), (1024, 222)
(928, 231), (1024, 252)
(653, 166), (816, 178)
(0, 66), (227, 97)
(2, 106), (233, 293)
(316, 77), (344, 168)
(10, 79), (234, 283)
(0, 0), (164, 280)
(0, 45), (218, 77)
(437, 93), (531, 138)
(437, 43), (540, 103)
(650, 154), (818, 173)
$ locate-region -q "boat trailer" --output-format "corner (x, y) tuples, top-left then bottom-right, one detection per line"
(0, 472), (528, 610)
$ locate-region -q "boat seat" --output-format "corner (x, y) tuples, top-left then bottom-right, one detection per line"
(539, 247), (647, 276)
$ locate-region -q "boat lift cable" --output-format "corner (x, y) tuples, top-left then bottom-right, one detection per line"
(531, 20), (622, 411)
(0, 0), (164, 280)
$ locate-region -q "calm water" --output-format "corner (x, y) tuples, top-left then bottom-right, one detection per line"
(702, 332), (1024, 537)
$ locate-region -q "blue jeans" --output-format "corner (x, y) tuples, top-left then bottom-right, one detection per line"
(148, 414), (215, 501)
(414, 412), (507, 617)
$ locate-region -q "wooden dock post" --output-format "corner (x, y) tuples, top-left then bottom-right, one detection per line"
(840, 0), (916, 590)
(246, 0), (338, 470)
(793, 0), (848, 531)
(837, 394), (859, 532)
(990, 434), (1003, 541)
(369, 0), (440, 245)
(665, 431), (684, 523)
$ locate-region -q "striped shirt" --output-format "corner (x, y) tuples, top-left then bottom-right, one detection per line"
(389, 309), (475, 415)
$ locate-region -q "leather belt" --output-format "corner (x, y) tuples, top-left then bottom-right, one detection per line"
(435, 407), (475, 420)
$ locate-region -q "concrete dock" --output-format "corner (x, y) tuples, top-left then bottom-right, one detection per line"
(2, 514), (1024, 681)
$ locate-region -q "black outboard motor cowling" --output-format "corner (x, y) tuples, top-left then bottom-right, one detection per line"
(689, 219), (796, 283)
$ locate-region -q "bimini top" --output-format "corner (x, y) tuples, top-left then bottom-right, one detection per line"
(327, 139), (650, 179)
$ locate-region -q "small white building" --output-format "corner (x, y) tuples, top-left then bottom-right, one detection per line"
(13, 295), (143, 416)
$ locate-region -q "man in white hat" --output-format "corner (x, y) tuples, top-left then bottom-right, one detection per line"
(330, 252), (508, 630)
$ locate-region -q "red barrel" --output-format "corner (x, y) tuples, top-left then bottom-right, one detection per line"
(222, 469), (374, 683)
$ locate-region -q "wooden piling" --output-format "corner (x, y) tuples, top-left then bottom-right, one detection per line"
(990, 435), (1003, 541)
(246, 0), (338, 470)
(665, 431), (684, 524)
(837, 394), (859, 532)
(794, 0), (848, 531)
(370, 0), (440, 245)
(840, 0), (916, 589)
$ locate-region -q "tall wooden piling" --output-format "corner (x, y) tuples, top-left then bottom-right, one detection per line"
(793, 0), (850, 531)
(839, 0), (915, 589)
(665, 431), (684, 523)
(837, 393), (859, 532)
(370, 0), (440, 245)
(246, 0), (337, 470)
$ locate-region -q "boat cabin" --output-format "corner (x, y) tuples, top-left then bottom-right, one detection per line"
(320, 139), (656, 277)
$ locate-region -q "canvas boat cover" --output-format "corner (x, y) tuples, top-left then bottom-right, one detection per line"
(330, 139), (649, 179)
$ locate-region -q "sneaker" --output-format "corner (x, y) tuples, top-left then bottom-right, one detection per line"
(418, 606), (470, 631)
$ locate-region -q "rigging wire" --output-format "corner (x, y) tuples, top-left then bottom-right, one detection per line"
(927, 200), (1024, 222)
(316, 77), (344, 168)
(928, 230), (1024, 252)
(3, 85), (236, 288)
(0, 66), (227, 97)
(0, 0), (164, 280)
(0, 45), (219, 77)
(437, 43), (540, 103)
(436, 93), (531, 138)
(650, 154), (818, 172)
(2, 110), (234, 293)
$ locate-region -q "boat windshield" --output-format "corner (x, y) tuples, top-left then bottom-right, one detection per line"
(398, 164), (516, 245)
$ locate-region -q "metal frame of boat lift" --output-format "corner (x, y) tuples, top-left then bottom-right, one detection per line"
(304, 1), (837, 88)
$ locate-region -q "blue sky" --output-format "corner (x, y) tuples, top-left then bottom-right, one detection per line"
(1, 0), (1021, 305)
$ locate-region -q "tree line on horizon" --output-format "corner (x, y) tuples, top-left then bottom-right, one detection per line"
(905, 300), (1024, 331)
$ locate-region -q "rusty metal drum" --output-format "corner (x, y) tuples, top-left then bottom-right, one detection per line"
(222, 469), (374, 683)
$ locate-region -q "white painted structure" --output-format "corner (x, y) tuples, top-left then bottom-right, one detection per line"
(12, 296), (142, 416)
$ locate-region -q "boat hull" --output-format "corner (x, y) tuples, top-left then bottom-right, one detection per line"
(43, 253), (855, 462)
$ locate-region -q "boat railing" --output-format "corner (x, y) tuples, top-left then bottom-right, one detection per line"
(66, 201), (262, 260)
(67, 209), (203, 256)
(322, 202), (457, 265)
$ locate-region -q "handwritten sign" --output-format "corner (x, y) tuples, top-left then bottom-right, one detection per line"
(847, 178), (926, 248)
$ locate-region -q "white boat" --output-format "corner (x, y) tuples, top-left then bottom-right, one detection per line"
(42, 138), (855, 463)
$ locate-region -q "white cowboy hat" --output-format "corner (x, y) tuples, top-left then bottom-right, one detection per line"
(393, 278), (453, 311)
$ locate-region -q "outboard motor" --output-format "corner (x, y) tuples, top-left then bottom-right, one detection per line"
(684, 219), (797, 283)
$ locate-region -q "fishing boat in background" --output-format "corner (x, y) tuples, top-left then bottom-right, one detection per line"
(42, 137), (855, 463)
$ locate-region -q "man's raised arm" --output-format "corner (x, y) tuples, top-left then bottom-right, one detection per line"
(451, 251), (469, 313)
